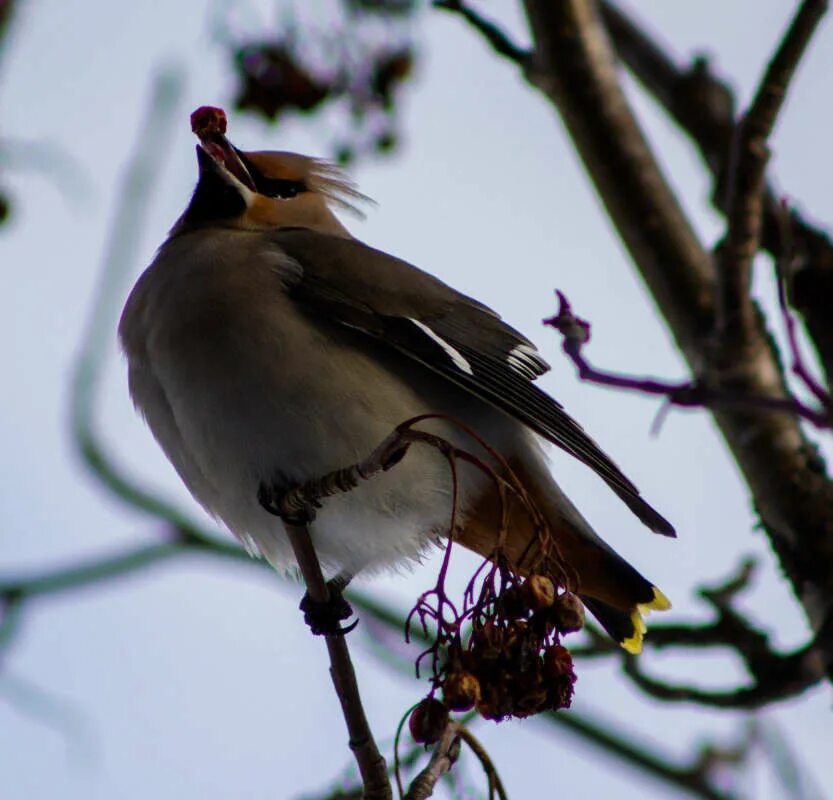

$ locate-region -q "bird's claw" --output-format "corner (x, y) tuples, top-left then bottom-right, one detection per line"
(300, 586), (357, 636)
(257, 483), (318, 525)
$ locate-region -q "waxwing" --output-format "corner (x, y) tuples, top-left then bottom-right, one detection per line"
(119, 107), (672, 653)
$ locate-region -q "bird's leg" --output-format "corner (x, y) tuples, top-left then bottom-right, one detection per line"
(258, 482), (357, 635)
(299, 571), (357, 637)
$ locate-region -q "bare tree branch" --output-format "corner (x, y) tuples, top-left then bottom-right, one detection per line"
(716, 0), (827, 344)
(544, 290), (831, 429)
(455, 726), (509, 800)
(518, 0), (833, 680)
(542, 710), (739, 800)
(433, 0), (529, 67)
(403, 722), (461, 800)
(598, 0), (833, 386)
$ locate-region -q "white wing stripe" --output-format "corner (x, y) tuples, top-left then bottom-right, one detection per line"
(409, 318), (474, 375)
(507, 343), (547, 378)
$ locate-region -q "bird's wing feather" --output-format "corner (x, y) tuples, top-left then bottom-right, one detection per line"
(270, 228), (674, 537)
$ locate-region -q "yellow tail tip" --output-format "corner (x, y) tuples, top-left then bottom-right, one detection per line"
(621, 586), (671, 655)
(641, 586), (672, 613)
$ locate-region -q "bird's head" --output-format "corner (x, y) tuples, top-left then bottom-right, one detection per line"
(173, 106), (368, 237)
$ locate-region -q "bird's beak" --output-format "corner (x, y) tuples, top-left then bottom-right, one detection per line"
(191, 106), (256, 192)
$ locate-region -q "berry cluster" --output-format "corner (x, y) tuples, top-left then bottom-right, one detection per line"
(449, 581), (581, 720)
(445, 576), (581, 722)
(409, 569), (584, 740)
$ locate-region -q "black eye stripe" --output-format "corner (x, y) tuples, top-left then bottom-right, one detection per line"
(255, 176), (307, 199)
(233, 151), (308, 199)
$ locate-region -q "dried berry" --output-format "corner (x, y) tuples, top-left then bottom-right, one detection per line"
(443, 671), (481, 712)
(503, 619), (526, 648)
(523, 574), (556, 611)
(498, 583), (527, 619)
(190, 106), (227, 136)
(409, 698), (449, 745)
(470, 621), (503, 660)
(553, 592), (585, 633)
(549, 675), (575, 710)
(476, 683), (513, 722)
(542, 644), (574, 681)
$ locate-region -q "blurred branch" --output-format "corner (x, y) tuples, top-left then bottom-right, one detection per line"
(68, 67), (212, 536)
(543, 709), (742, 800)
(621, 561), (828, 709)
(0, 670), (95, 764)
(0, 0), (19, 224)
(433, 0), (529, 67)
(0, 137), (95, 208)
(569, 560), (828, 708)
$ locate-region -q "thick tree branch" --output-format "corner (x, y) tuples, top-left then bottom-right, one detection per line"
(520, 0), (833, 677)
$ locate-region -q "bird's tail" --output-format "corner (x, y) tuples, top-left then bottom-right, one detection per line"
(455, 452), (671, 653)
(581, 593), (669, 654)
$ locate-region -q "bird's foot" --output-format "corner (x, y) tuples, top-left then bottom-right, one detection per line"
(300, 576), (357, 636)
(257, 482), (319, 525)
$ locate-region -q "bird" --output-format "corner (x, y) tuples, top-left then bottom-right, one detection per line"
(119, 106), (672, 654)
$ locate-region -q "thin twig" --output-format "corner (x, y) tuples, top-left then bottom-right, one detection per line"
(432, 1), (529, 67)
(403, 721), (461, 800)
(544, 291), (831, 429)
(456, 726), (508, 800)
(774, 200), (832, 408)
(716, 0), (828, 343)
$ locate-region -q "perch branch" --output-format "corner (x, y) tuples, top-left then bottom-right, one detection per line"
(284, 521), (391, 799)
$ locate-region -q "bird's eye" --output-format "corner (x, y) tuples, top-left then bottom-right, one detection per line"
(256, 177), (307, 199)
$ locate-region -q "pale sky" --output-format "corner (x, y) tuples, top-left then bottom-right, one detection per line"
(2, 2), (832, 798)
